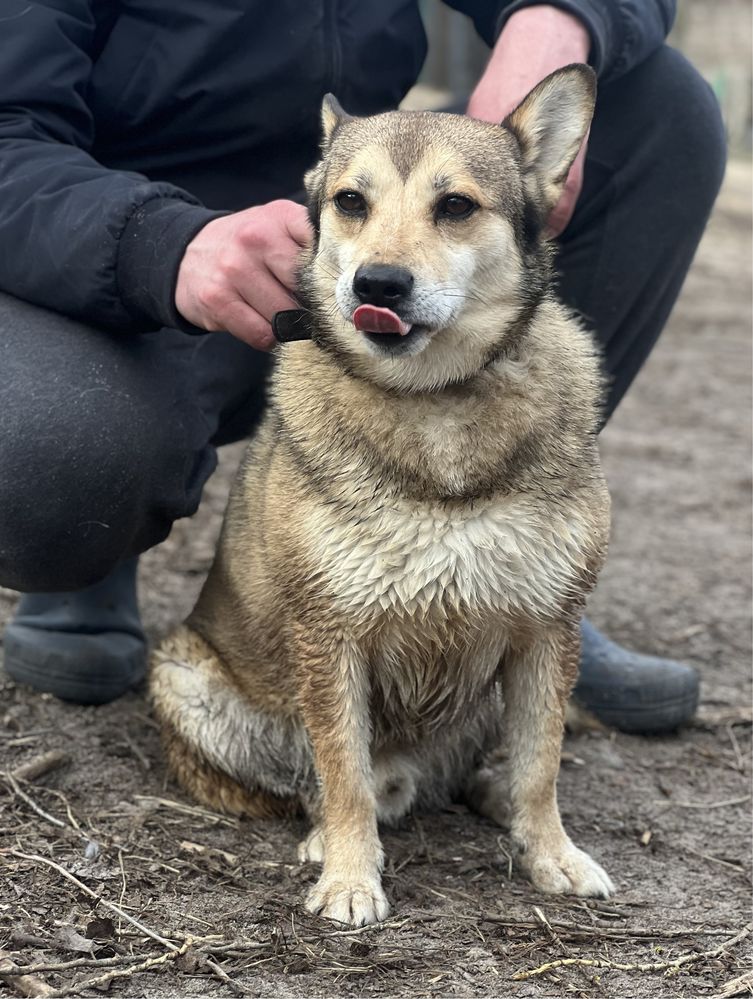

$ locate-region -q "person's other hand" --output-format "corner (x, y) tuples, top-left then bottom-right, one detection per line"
(466, 5), (591, 237)
(175, 199), (312, 350)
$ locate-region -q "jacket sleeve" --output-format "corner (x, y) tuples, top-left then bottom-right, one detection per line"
(442, 1), (677, 82)
(0, 0), (221, 332)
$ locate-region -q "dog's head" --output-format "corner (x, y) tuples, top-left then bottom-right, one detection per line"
(301, 65), (595, 393)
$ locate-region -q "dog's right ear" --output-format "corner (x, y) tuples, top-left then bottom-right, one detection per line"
(321, 93), (353, 146)
(504, 65), (596, 216)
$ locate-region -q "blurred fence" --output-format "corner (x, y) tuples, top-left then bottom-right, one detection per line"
(416, 0), (752, 154)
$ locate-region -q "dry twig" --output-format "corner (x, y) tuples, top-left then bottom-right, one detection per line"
(204, 956), (249, 996)
(2, 775), (67, 831)
(9, 752), (69, 783)
(133, 794), (237, 827)
(470, 909), (731, 941)
(513, 922), (752, 981)
(0, 954), (159, 976)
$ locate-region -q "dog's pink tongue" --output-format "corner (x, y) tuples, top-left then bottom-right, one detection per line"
(353, 304), (412, 336)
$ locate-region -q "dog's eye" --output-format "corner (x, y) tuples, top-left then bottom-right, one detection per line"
(436, 195), (477, 220)
(334, 190), (367, 216)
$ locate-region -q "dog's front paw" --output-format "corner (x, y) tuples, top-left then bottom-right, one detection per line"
(524, 839), (614, 898)
(297, 826), (324, 864)
(305, 874), (389, 926)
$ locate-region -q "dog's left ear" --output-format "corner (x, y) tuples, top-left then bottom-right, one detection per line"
(504, 64), (596, 214)
(304, 96), (353, 234)
(321, 93), (353, 145)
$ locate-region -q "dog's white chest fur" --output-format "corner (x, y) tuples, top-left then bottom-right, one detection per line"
(306, 493), (591, 623)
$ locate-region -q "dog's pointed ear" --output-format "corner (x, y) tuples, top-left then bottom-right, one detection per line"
(321, 93), (353, 145)
(504, 65), (596, 213)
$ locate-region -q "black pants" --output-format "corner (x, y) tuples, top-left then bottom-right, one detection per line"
(0, 46), (726, 593)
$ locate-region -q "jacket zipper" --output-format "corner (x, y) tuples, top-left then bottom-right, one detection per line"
(323, 0), (343, 97)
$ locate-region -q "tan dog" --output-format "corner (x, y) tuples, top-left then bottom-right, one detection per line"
(151, 64), (614, 926)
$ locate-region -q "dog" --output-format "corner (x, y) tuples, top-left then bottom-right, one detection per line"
(150, 64), (614, 927)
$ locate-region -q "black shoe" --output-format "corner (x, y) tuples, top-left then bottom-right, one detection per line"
(574, 618), (700, 734)
(3, 558), (146, 705)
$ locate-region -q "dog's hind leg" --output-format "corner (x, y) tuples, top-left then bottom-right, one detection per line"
(150, 625), (312, 819)
(465, 753), (511, 829)
(373, 751), (421, 825)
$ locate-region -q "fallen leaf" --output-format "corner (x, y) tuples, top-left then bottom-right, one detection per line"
(85, 917), (115, 939)
(179, 840), (239, 865)
(175, 949), (203, 974)
(54, 926), (95, 955)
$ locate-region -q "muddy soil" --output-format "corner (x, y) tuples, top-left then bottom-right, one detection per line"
(1, 164), (751, 999)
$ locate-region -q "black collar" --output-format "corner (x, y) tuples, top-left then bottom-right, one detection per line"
(272, 309), (314, 342)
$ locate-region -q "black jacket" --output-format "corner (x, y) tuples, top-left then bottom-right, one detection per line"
(0, 0), (675, 333)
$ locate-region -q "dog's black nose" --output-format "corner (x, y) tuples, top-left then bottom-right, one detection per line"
(353, 264), (414, 307)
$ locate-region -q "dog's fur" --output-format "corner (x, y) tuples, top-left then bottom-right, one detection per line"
(151, 65), (614, 926)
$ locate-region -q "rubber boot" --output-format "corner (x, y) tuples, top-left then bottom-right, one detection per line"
(574, 618), (700, 734)
(3, 558), (146, 705)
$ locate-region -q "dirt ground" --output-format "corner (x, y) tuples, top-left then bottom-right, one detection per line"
(1, 162), (751, 999)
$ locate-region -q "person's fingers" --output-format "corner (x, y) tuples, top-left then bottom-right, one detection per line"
(546, 188), (576, 238)
(174, 200), (312, 344)
(233, 202), (308, 295)
(234, 267), (299, 322)
(282, 201), (314, 247)
(265, 244), (303, 296)
(217, 298), (277, 351)
(546, 141), (586, 238)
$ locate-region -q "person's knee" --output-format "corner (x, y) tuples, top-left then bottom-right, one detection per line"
(636, 46), (727, 211)
(0, 391), (196, 593)
(0, 296), (219, 593)
(0, 426), (136, 592)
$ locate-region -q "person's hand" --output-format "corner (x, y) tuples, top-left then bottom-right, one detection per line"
(175, 199), (312, 350)
(466, 5), (591, 237)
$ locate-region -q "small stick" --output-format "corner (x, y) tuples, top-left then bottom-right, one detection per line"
(474, 910), (731, 940)
(117, 849), (127, 933)
(133, 794), (236, 827)
(726, 722), (745, 772)
(43, 788), (82, 831)
(3, 850), (179, 953)
(653, 795), (751, 810)
(0, 954), (159, 976)
(3, 775), (67, 830)
(513, 922), (752, 981)
(0, 948), (55, 998)
(683, 845), (747, 873)
(121, 733), (151, 772)
(3, 775), (83, 839)
(204, 957), (249, 997)
(532, 905), (569, 956)
(10, 752), (69, 783)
